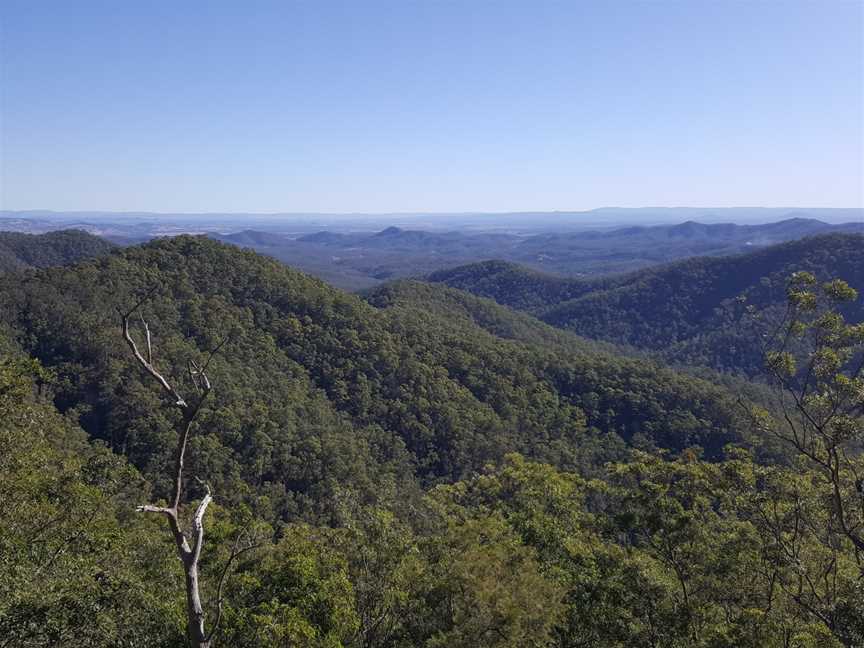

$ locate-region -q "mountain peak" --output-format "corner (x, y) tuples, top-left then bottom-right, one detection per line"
(376, 226), (403, 236)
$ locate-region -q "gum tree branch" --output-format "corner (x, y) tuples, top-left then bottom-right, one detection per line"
(121, 298), (224, 648)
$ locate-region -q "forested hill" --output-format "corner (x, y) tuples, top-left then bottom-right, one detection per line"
(0, 229), (114, 272)
(4, 234), (864, 646)
(429, 233), (864, 373)
(0, 236), (754, 512)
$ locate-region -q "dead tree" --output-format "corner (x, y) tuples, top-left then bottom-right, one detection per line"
(120, 300), (228, 647)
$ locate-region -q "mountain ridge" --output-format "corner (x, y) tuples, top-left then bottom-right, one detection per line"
(428, 232), (864, 373)
(0, 229), (115, 272)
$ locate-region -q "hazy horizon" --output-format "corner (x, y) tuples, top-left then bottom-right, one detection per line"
(3, 206), (862, 234)
(4, 206), (863, 217)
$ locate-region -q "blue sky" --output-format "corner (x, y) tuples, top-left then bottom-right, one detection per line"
(1, 1), (862, 212)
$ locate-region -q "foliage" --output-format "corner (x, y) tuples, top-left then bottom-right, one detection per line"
(1, 236), (861, 647)
(0, 353), (187, 647)
(746, 272), (864, 644)
(219, 526), (359, 647)
(0, 229), (114, 272)
(431, 234), (864, 375)
(0, 236), (755, 524)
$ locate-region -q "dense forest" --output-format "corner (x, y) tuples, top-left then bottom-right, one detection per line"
(1, 235), (862, 646)
(430, 233), (864, 375)
(0, 229), (114, 272)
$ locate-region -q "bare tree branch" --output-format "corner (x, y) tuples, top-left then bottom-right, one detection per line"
(136, 504), (173, 516)
(121, 308), (187, 409)
(191, 486), (212, 565)
(119, 295), (230, 648)
(139, 311), (153, 364)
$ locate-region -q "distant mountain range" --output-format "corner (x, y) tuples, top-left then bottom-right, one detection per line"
(1, 212), (861, 291)
(212, 217), (862, 289)
(2, 206), (861, 235)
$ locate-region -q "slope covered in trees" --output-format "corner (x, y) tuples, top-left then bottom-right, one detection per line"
(4, 344), (862, 647)
(0, 229), (114, 272)
(430, 233), (864, 374)
(2, 236), (862, 647)
(0, 237), (756, 513)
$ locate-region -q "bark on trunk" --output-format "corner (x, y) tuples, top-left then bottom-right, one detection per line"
(121, 306), (226, 647)
(185, 560), (210, 648)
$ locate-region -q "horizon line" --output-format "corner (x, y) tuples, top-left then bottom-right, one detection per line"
(2, 206), (863, 218)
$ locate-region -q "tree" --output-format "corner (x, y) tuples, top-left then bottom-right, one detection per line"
(748, 272), (864, 644)
(120, 298), (231, 648)
(0, 352), (187, 647)
(754, 273), (864, 562)
(215, 525), (359, 648)
(415, 513), (564, 648)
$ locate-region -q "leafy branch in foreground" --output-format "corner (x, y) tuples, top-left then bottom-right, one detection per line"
(747, 272), (864, 641)
(757, 273), (864, 559)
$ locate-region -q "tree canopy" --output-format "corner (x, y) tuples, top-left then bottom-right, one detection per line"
(1, 235), (862, 646)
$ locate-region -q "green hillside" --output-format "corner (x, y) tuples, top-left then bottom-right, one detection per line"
(0, 237), (755, 511)
(2, 236), (862, 647)
(0, 229), (115, 272)
(430, 233), (864, 373)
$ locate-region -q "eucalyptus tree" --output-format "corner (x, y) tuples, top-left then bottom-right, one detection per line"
(120, 298), (248, 648)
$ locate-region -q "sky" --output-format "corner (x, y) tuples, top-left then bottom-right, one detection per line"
(1, 0), (862, 213)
